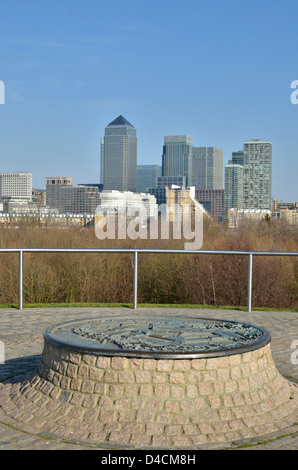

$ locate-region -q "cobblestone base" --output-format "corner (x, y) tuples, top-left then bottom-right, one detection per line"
(0, 339), (297, 449)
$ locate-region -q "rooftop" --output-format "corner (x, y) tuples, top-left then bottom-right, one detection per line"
(107, 115), (134, 127)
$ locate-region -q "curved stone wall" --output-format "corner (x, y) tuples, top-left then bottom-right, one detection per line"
(0, 337), (297, 448)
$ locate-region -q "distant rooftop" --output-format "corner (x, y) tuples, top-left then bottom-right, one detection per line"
(107, 115), (134, 127)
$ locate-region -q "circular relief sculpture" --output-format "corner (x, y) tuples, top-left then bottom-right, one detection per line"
(44, 315), (271, 359)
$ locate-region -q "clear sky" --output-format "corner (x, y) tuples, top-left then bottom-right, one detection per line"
(0, 0), (297, 201)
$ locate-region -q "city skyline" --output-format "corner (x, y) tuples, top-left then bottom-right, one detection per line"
(0, 1), (297, 202)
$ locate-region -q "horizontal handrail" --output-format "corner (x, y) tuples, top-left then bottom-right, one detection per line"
(0, 248), (296, 312)
(0, 248), (297, 255)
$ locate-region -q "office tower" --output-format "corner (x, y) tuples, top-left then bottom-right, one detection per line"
(162, 135), (193, 186)
(46, 177), (72, 212)
(157, 176), (186, 188)
(231, 151), (244, 166)
(243, 140), (272, 210)
(0, 172), (33, 201)
(147, 176), (186, 206)
(192, 147), (223, 189)
(46, 177), (101, 214)
(137, 165), (162, 193)
(224, 163), (244, 215)
(101, 115), (137, 192)
(195, 189), (225, 219)
(100, 138), (105, 185)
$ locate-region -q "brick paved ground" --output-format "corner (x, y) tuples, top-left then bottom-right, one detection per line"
(0, 306), (297, 450)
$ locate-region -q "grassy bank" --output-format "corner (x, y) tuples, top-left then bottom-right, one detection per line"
(1, 302), (297, 313)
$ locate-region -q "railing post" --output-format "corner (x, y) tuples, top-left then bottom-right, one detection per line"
(19, 250), (23, 310)
(247, 253), (253, 312)
(133, 251), (138, 309)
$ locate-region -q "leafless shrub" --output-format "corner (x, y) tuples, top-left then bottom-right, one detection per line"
(0, 219), (296, 309)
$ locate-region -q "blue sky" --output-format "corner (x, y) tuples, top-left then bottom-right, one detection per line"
(0, 0), (297, 201)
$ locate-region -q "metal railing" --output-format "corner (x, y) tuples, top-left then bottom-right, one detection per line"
(0, 248), (297, 312)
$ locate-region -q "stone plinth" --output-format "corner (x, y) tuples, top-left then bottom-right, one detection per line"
(0, 315), (297, 448)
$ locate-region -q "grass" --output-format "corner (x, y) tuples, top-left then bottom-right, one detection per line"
(1, 301), (297, 312)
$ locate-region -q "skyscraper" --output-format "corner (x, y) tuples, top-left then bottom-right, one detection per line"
(231, 151), (244, 166)
(147, 176), (186, 206)
(101, 115), (137, 192)
(243, 140), (272, 210)
(100, 138), (105, 185)
(162, 135), (193, 186)
(0, 172), (32, 201)
(224, 163), (244, 215)
(192, 147), (223, 190)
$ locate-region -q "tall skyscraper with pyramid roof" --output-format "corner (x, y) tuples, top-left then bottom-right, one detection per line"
(100, 115), (137, 192)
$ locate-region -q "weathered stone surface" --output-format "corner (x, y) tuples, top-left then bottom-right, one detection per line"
(0, 335), (297, 448)
(1, 311), (298, 449)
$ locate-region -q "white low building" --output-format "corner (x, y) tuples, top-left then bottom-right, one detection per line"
(96, 190), (157, 217)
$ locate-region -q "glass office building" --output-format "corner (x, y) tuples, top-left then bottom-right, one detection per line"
(101, 115), (137, 192)
(224, 163), (244, 215)
(162, 135), (193, 186)
(192, 147), (223, 190)
(0, 172), (32, 201)
(147, 176), (186, 206)
(137, 165), (161, 193)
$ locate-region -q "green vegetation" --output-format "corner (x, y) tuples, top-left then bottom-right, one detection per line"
(1, 302), (297, 312)
(0, 218), (296, 310)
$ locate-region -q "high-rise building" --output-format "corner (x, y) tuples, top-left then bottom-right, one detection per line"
(231, 151), (244, 166)
(137, 165), (161, 193)
(157, 176), (186, 188)
(192, 147), (223, 189)
(101, 115), (137, 192)
(224, 163), (243, 215)
(100, 138), (105, 185)
(0, 172), (32, 201)
(147, 176), (186, 206)
(243, 140), (272, 210)
(162, 135), (193, 186)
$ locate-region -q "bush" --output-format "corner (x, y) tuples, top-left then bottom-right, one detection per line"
(0, 219), (296, 309)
